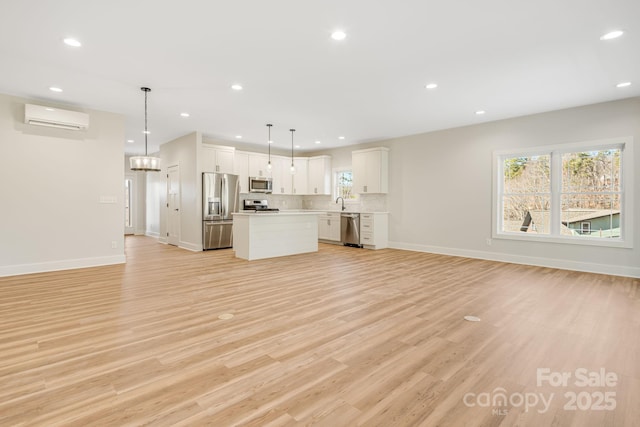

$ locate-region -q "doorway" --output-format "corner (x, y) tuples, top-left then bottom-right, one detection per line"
(167, 165), (180, 246)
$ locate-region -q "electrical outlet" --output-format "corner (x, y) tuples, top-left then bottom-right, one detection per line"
(485, 238), (492, 246)
(111, 241), (117, 249)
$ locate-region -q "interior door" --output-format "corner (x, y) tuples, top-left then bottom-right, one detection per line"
(167, 165), (180, 246)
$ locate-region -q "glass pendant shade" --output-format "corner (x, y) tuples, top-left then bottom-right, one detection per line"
(130, 87), (161, 172)
(130, 155), (161, 171)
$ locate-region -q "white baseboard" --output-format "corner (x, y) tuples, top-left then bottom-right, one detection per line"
(0, 255), (126, 278)
(146, 231), (160, 239)
(179, 241), (202, 252)
(388, 241), (640, 278)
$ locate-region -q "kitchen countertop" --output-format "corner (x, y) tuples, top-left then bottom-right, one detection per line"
(315, 210), (389, 214)
(233, 211), (322, 216)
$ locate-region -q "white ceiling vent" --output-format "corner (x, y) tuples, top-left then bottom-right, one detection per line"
(24, 104), (89, 131)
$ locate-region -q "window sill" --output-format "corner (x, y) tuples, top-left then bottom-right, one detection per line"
(493, 232), (632, 249)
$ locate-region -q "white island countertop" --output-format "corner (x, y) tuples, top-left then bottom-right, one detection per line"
(232, 211), (321, 260)
(233, 210), (322, 216)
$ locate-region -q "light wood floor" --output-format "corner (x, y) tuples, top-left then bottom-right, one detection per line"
(1, 237), (638, 426)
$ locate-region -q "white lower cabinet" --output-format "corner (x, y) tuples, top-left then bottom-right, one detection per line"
(359, 213), (388, 249)
(318, 212), (341, 242)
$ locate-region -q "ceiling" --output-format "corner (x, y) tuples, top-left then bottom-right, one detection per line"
(1, 1), (638, 154)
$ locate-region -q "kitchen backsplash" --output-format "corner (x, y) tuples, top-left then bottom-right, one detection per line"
(239, 193), (388, 212)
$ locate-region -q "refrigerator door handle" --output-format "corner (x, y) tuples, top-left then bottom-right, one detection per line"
(221, 175), (228, 219)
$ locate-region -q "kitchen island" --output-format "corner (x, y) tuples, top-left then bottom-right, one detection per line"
(232, 211), (321, 260)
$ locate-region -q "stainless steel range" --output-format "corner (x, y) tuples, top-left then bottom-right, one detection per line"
(243, 199), (280, 212)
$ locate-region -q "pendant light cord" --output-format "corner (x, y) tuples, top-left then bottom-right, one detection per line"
(290, 129), (295, 166)
(267, 123), (272, 163)
(144, 90), (148, 155)
(142, 87), (151, 156)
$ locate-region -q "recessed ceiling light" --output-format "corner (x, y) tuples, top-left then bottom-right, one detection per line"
(338, 136), (345, 140)
(231, 84), (243, 91)
(600, 30), (624, 40)
(475, 110), (486, 115)
(268, 140), (274, 144)
(616, 82), (631, 88)
(235, 135), (242, 139)
(63, 38), (82, 47)
(425, 83), (438, 89)
(127, 139), (134, 143)
(49, 87), (63, 93)
(180, 112), (190, 117)
(295, 145), (301, 148)
(45, 107), (56, 111)
(315, 140), (321, 144)
(331, 31), (346, 41)
(143, 130), (150, 134)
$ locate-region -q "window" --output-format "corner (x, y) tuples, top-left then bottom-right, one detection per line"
(494, 138), (633, 247)
(334, 169), (357, 200)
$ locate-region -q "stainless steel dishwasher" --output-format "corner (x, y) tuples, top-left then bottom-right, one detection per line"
(340, 213), (361, 247)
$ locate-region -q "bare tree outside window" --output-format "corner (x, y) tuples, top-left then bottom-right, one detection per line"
(335, 170), (356, 200)
(561, 149), (621, 237)
(502, 155), (551, 234)
(499, 145), (624, 240)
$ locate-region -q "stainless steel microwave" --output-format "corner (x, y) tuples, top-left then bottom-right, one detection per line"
(249, 176), (273, 193)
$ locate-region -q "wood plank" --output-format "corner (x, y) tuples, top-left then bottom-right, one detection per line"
(0, 236), (637, 426)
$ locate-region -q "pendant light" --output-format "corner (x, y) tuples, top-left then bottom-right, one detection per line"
(266, 123), (273, 170)
(289, 128), (296, 174)
(129, 87), (161, 172)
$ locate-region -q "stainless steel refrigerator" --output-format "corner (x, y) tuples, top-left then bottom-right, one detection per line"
(202, 172), (239, 250)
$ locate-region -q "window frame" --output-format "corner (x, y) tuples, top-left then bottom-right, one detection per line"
(333, 167), (359, 203)
(492, 137), (633, 248)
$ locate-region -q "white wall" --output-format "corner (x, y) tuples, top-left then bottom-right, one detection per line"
(0, 93), (126, 276)
(159, 132), (200, 250)
(315, 97), (640, 277)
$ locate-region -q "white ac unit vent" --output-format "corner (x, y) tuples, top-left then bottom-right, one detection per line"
(24, 104), (89, 131)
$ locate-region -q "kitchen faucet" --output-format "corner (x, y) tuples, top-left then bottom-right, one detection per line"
(336, 196), (346, 211)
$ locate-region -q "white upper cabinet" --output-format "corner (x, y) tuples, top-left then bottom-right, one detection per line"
(291, 157), (308, 195)
(248, 153), (271, 178)
(201, 145), (235, 174)
(271, 155), (292, 195)
(307, 155), (332, 195)
(352, 147), (389, 194)
(203, 148), (331, 196)
(233, 151), (250, 193)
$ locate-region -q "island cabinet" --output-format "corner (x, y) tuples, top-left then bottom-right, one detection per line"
(291, 157), (308, 195)
(359, 212), (388, 249)
(201, 145), (235, 174)
(318, 212), (341, 242)
(307, 156), (332, 195)
(233, 211), (320, 260)
(352, 147), (389, 194)
(233, 151), (249, 193)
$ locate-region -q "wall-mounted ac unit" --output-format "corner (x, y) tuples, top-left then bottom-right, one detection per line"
(24, 104), (89, 131)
